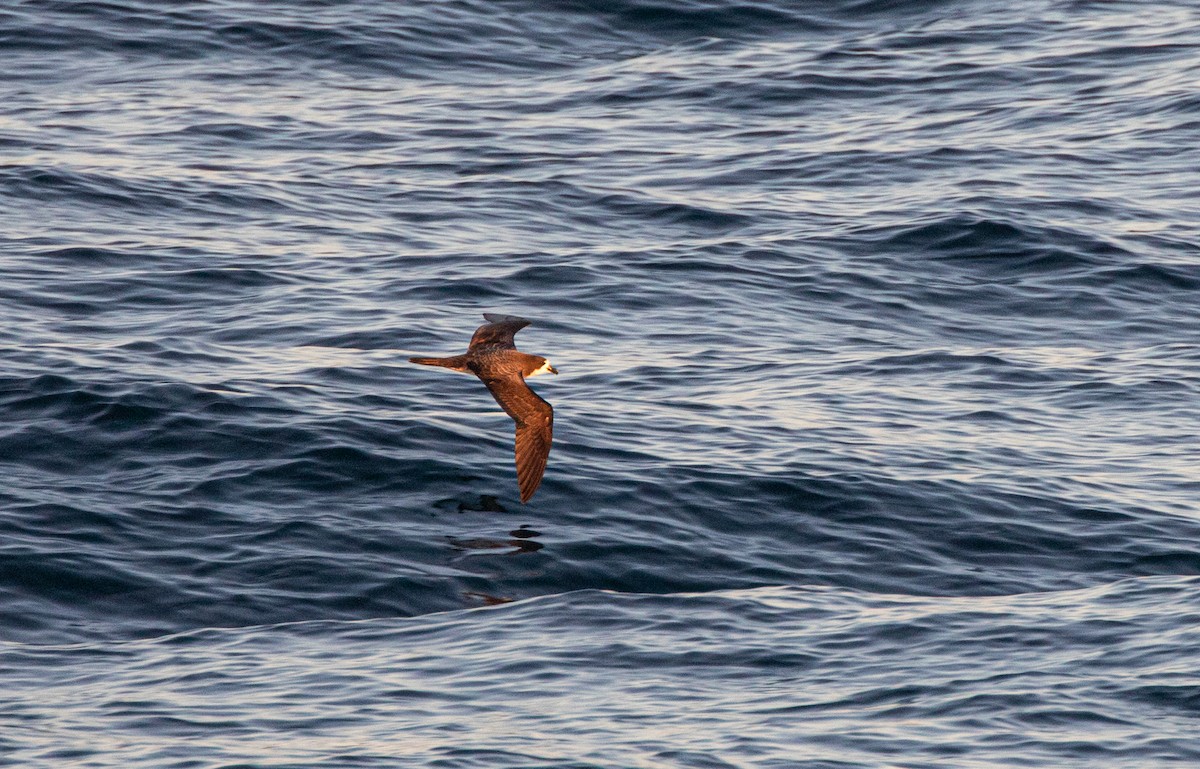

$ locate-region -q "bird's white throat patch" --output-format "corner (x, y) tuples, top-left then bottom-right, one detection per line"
(529, 360), (555, 377)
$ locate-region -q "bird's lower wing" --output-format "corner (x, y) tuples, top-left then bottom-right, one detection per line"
(482, 375), (553, 502)
(514, 417), (552, 502)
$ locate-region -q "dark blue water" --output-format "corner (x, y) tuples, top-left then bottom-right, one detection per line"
(3, 1), (1200, 766)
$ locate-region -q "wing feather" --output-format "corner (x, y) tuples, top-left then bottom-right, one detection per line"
(469, 314), (531, 351)
(481, 374), (553, 502)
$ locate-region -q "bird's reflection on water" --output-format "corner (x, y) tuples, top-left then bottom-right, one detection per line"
(461, 591), (515, 606)
(442, 496), (544, 605)
(456, 495), (508, 513)
(446, 528), (544, 556)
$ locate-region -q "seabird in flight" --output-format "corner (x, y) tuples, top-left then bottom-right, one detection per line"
(410, 313), (557, 503)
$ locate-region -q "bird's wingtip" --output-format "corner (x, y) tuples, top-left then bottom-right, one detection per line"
(483, 312), (530, 325)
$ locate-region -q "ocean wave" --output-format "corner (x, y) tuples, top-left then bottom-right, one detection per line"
(5, 578), (1200, 766)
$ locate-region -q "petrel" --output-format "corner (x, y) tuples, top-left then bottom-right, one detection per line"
(410, 313), (557, 503)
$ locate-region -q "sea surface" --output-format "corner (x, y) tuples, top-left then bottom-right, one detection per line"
(2, 1), (1200, 766)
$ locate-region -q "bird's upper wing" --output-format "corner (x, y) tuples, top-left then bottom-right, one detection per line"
(469, 314), (532, 351)
(481, 374), (553, 502)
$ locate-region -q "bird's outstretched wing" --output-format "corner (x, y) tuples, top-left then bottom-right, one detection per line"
(481, 374), (553, 502)
(469, 314), (531, 351)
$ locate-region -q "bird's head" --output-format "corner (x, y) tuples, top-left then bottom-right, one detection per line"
(528, 357), (558, 377)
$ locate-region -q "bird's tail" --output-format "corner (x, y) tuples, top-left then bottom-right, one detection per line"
(410, 355), (469, 371)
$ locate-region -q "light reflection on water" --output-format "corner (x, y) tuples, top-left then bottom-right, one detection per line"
(9, 580), (1200, 767)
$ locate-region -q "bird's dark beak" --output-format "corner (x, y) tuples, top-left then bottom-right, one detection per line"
(549, 366), (558, 375)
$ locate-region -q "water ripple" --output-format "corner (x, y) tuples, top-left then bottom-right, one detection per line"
(3, 0), (1200, 764)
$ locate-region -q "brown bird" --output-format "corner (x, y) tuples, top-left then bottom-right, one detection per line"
(410, 313), (557, 503)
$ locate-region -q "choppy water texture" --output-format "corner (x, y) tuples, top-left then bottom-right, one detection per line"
(2, 1), (1199, 766)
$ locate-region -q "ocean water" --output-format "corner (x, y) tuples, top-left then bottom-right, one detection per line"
(2, 0), (1199, 766)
